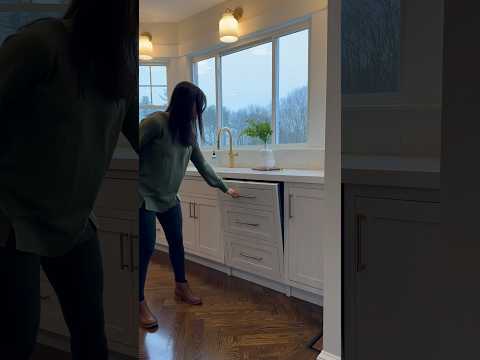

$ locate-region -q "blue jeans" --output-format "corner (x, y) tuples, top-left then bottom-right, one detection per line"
(139, 200), (186, 302)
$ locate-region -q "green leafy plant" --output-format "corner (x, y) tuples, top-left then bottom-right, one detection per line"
(241, 120), (273, 146)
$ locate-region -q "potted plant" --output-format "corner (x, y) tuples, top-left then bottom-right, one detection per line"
(241, 120), (276, 168)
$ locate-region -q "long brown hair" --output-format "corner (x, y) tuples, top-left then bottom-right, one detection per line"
(64, 0), (138, 100)
(167, 82), (207, 146)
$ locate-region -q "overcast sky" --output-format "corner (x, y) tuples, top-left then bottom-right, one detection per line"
(197, 29), (309, 112)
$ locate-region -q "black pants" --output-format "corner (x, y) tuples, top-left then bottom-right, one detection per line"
(0, 221), (108, 360)
(139, 201), (186, 302)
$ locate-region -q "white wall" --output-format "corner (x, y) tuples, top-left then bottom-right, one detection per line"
(319, 1), (342, 359)
(140, 0), (328, 170)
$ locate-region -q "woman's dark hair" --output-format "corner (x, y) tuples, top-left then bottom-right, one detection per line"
(64, 0), (138, 101)
(167, 82), (207, 146)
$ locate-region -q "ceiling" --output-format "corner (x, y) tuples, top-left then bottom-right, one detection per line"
(140, 0), (227, 23)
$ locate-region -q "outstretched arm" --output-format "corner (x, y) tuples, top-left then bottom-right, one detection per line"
(190, 143), (229, 193)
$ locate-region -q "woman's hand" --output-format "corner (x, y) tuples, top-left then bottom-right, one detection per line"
(227, 188), (240, 198)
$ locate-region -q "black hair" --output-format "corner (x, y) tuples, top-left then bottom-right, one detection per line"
(166, 82), (207, 146)
(64, 0), (138, 101)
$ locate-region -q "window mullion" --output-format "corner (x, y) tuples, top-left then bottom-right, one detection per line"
(149, 66), (153, 105)
(272, 38), (280, 145)
(215, 54), (222, 140)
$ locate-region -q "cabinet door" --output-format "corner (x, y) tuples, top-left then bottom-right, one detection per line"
(39, 271), (69, 336)
(287, 187), (324, 290)
(179, 197), (197, 254)
(156, 219), (168, 246)
(196, 198), (224, 263)
(97, 217), (136, 346)
(343, 195), (440, 360)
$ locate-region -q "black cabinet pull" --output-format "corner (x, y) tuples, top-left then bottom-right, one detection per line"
(356, 214), (367, 272)
(120, 233), (129, 271)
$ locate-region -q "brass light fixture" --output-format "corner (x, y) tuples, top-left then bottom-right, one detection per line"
(219, 7), (243, 43)
(139, 32), (154, 60)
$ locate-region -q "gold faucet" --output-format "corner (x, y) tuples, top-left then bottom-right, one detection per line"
(216, 127), (238, 168)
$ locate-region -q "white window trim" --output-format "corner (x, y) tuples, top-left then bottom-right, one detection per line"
(139, 61), (169, 113)
(191, 21), (312, 150)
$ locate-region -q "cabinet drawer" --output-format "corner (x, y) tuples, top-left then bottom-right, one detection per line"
(180, 178), (217, 198)
(222, 180), (278, 208)
(223, 206), (275, 244)
(94, 178), (138, 213)
(228, 240), (281, 280)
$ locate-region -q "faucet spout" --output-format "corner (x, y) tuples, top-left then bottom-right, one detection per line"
(216, 127), (238, 168)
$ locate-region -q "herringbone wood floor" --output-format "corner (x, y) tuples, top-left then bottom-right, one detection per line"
(139, 252), (323, 360)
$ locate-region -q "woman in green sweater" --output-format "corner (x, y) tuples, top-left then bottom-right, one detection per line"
(139, 81), (239, 328)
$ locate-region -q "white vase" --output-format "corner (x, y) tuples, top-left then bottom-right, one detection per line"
(260, 145), (275, 168)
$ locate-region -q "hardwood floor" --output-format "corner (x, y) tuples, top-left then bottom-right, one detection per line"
(31, 345), (70, 360)
(139, 252), (323, 360)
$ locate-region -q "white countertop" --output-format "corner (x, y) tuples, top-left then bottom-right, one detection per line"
(186, 166), (324, 184)
(342, 155), (440, 189)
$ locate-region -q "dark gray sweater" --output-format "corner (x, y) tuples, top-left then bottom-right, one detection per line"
(0, 19), (138, 256)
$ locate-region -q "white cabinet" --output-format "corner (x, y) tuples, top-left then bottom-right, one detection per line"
(196, 198), (223, 263)
(285, 184), (324, 293)
(97, 216), (138, 347)
(156, 182), (224, 264)
(221, 180), (284, 282)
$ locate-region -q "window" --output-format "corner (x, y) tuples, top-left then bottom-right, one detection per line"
(342, 0), (401, 94)
(222, 42), (273, 146)
(139, 64), (168, 121)
(195, 57), (217, 146)
(193, 27), (310, 146)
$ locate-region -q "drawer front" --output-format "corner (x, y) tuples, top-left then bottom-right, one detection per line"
(222, 181), (278, 208)
(94, 178), (138, 214)
(180, 178), (217, 198)
(223, 206), (275, 244)
(228, 240), (280, 280)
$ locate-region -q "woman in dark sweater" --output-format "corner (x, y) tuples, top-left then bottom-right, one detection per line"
(0, 1), (138, 358)
(138, 82), (239, 328)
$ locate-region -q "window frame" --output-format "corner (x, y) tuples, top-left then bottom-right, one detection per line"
(192, 21), (311, 149)
(139, 61), (169, 116)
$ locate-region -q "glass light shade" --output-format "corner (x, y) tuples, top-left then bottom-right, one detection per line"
(219, 12), (239, 43)
(139, 34), (154, 60)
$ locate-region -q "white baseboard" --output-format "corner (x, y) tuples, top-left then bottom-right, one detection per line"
(317, 350), (341, 360)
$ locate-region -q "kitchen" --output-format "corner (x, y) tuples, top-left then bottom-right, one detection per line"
(138, 0), (335, 359)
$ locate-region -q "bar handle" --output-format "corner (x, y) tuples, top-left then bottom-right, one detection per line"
(129, 234), (138, 272)
(120, 233), (129, 271)
(239, 195), (256, 199)
(235, 221), (260, 227)
(356, 214), (367, 272)
(289, 194), (294, 219)
(240, 252), (263, 262)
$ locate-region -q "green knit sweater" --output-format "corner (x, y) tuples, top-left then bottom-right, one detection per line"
(139, 111), (228, 213)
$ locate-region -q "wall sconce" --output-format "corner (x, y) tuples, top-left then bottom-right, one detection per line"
(139, 32), (154, 60)
(219, 7), (243, 43)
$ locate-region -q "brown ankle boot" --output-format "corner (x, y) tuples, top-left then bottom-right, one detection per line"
(139, 301), (158, 329)
(174, 282), (202, 305)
